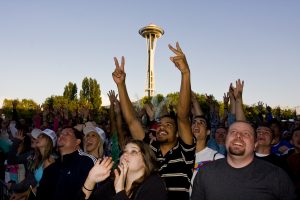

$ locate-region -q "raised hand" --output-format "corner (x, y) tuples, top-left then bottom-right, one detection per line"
(257, 101), (264, 111)
(87, 157), (114, 184)
(14, 130), (25, 141)
(205, 94), (214, 105)
(112, 56), (126, 85)
(107, 90), (118, 104)
(168, 42), (190, 74)
(228, 83), (235, 100)
(233, 79), (244, 100)
(223, 92), (229, 105)
(114, 160), (128, 193)
(144, 103), (155, 121)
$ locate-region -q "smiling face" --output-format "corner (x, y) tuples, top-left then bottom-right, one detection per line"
(226, 122), (255, 158)
(120, 143), (145, 173)
(156, 117), (177, 144)
(192, 117), (208, 141)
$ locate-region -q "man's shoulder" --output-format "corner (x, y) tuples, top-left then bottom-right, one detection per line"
(76, 150), (97, 164)
(253, 157), (284, 173)
(200, 158), (226, 171)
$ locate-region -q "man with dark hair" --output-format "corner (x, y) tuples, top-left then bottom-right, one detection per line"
(191, 121), (296, 200)
(112, 42), (195, 200)
(189, 115), (224, 196)
(36, 127), (95, 200)
(270, 119), (293, 156)
(255, 123), (285, 168)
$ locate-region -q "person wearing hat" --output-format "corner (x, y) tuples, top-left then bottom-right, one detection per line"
(36, 126), (95, 200)
(34, 129), (57, 185)
(83, 125), (104, 159)
(5, 128), (43, 200)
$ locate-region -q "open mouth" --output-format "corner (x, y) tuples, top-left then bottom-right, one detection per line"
(232, 142), (244, 147)
(157, 131), (167, 136)
(193, 128), (200, 133)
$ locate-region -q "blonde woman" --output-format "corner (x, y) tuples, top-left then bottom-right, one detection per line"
(83, 125), (104, 159)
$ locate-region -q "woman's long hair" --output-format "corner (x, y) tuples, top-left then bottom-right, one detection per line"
(126, 139), (158, 198)
(34, 134), (53, 169)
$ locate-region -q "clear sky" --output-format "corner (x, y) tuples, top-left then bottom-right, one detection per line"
(0, 0), (299, 108)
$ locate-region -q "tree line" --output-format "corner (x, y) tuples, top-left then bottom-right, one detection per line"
(0, 77), (296, 124)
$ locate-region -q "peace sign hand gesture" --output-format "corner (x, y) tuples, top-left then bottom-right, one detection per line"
(169, 42), (190, 74)
(112, 56), (126, 85)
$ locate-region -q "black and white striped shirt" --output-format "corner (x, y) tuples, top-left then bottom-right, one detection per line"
(149, 138), (195, 200)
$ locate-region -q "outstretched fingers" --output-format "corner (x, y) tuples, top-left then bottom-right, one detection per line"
(168, 43), (182, 55)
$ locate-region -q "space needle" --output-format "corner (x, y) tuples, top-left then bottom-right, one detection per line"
(139, 24), (164, 97)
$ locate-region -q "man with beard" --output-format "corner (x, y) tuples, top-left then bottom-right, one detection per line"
(191, 121), (296, 200)
(112, 42), (195, 200)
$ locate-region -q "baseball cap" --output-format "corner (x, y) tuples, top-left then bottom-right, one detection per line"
(41, 129), (57, 147)
(83, 126), (105, 141)
(31, 128), (42, 139)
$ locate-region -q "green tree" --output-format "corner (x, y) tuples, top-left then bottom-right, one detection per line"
(79, 77), (102, 112)
(166, 92), (179, 109)
(2, 98), (38, 121)
(63, 82), (77, 101)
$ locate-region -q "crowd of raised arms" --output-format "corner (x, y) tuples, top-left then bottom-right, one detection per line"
(0, 42), (299, 200)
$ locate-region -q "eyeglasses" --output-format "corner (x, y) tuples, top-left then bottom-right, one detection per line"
(121, 150), (141, 156)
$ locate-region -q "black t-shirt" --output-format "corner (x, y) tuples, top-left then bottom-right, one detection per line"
(191, 158), (297, 200)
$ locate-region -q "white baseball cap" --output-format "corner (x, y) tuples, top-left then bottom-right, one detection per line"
(31, 128), (42, 139)
(83, 126), (106, 141)
(41, 129), (57, 147)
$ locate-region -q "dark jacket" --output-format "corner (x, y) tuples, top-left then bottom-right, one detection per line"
(37, 149), (95, 200)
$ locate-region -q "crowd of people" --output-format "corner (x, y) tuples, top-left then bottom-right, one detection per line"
(0, 42), (299, 200)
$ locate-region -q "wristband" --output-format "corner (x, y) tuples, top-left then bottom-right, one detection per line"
(83, 184), (93, 191)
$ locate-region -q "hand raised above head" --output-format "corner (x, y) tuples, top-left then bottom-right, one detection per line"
(144, 103), (155, 120)
(168, 42), (189, 74)
(107, 90), (118, 103)
(223, 92), (229, 104)
(87, 157), (114, 184)
(112, 56), (126, 85)
(233, 79), (244, 100)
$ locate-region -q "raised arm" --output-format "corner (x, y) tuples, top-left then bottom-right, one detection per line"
(114, 98), (125, 150)
(112, 57), (145, 140)
(220, 92), (229, 125)
(232, 79), (246, 121)
(191, 91), (204, 117)
(169, 42), (193, 145)
(228, 83), (236, 115)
